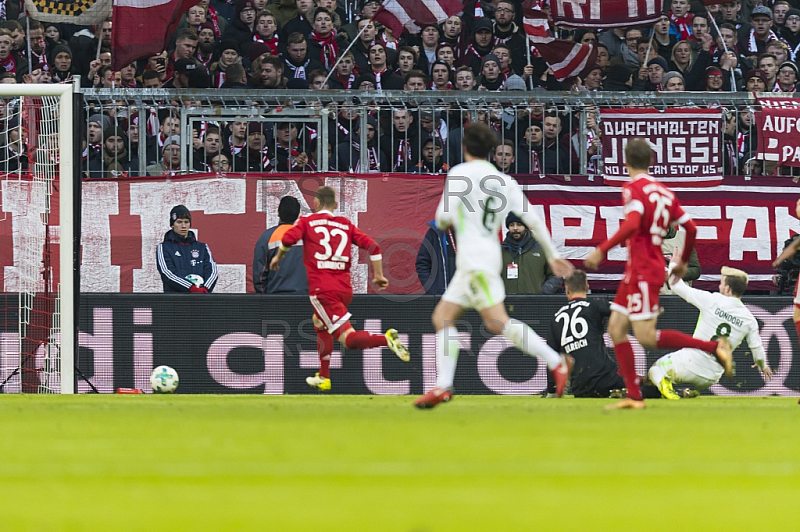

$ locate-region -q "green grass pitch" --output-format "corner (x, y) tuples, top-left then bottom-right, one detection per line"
(2, 395), (798, 531)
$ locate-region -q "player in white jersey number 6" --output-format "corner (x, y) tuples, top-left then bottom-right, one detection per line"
(649, 261), (772, 399)
(414, 122), (575, 409)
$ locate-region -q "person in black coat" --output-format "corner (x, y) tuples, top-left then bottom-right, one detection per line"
(156, 205), (219, 293)
(415, 220), (456, 295)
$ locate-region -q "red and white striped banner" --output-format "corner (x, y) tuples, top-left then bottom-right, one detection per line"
(111, 0), (200, 70)
(372, 0), (463, 36)
(600, 108), (724, 187)
(550, 0), (662, 29)
(521, 1), (596, 81)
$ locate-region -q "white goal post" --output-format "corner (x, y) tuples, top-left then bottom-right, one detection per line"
(0, 82), (76, 394)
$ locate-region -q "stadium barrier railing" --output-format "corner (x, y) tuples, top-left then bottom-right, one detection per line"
(79, 89), (766, 179)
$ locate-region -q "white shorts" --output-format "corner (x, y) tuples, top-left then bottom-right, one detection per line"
(651, 348), (723, 389)
(442, 269), (506, 311)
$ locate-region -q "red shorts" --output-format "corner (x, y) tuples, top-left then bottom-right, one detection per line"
(309, 290), (353, 333)
(611, 279), (662, 321)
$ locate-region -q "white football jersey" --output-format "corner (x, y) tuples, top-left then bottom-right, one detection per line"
(671, 280), (766, 366)
(435, 160), (559, 273)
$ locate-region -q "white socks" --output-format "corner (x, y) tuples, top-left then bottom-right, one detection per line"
(435, 327), (460, 389)
(503, 319), (561, 370)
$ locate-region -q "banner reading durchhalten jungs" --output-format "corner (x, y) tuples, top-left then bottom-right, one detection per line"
(600, 108), (723, 187)
(24, 0), (112, 24)
(755, 97), (800, 168)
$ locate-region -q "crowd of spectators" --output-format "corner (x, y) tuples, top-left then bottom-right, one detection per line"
(0, 0), (795, 177)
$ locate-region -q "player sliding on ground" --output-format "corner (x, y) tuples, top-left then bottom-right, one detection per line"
(414, 122), (575, 409)
(584, 137), (733, 410)
(270, 186), (410, 391)
(649, 263), (772, 399)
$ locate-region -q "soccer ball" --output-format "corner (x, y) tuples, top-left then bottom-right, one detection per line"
(150, 365), (179, 393)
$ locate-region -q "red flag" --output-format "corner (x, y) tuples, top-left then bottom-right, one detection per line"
(550, 0), (662, 29)
(372, 0), (463, 36)
(111, 0), (200, 70)
(522, 2), (597, 81)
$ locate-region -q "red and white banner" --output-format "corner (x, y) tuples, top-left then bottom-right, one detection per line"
(522, 1), (596, 81)
(755, 97), (800, 168)
(550, 0), (662, 29)
(1, 174), (794, 294)
(111, 0), (200, 70)
(600, 108), (723, 187)
(372, 0), (462, 37)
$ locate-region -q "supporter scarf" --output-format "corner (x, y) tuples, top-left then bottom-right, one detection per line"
(228, 135), (246, 155)
(724, 137), (737, 174)
(52, 70), (73, 83)
(81, 143), (100, 162)
(121, 78), (138, 88)
(474, 0), (484, 18)
(431, 81), (453, 90)
(466, 45), (484, 61)
(378, 33), (397, 50)
(373, 67), (388, 90)
(196, 51), (213, 67)
(213, 70), (226, 88)
(337, 120), (350, 137)
(207, 6), (221, 36)
(395, 138), (411, 170)
(157, 133), (167, 150)
(353, 143), (380, 172)
(31, 44), (48, 72)
(670, 12), (694, 41)
(587, 129), (597, 174)
(737, 131), (748, 159)
(747, 28), (779, 54)
(0, 54), (15, 73)
(254, 33), (280, 56)
(311, 30), (338, 69)
(529, 149), (541, 174)
(285, 58), (309, 79)
(260, 147), (273, 171)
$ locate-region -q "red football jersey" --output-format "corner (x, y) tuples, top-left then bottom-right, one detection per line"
(621, 174), (690, 285)
(281, 210), (381, 294)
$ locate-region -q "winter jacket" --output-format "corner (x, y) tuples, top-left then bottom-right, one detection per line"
(156, 229), (218, 292)
(252, 223), (308, 294)
(415, 221), (456, 295)
(501, 231), (560, 295)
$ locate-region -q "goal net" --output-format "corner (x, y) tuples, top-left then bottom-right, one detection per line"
(0, 84), (75, 394)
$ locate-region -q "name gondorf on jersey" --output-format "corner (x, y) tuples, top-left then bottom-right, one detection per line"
(714, 307), (743, 328)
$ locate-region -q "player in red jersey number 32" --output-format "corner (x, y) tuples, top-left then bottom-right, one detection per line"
(270, 186), (410, 391)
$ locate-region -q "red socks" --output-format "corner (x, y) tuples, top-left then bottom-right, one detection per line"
(613, 341), (642, 400)
(344, 330), (388, 350)
(657, 329), (716, 354)
(317, 330), (334, 379)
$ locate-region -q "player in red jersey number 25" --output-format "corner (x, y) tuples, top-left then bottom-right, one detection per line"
(584, 138), (733, 409)
(270, 186), (410, 391)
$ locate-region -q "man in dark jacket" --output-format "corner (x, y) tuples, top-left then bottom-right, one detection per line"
(415, 220), (456, 295)
(252, 196), (308, 294)
(156, 205), (218, 293)
(501, 213), (561, 295)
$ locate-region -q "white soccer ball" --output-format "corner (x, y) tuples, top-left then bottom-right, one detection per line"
(150, 365), (179, 394)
